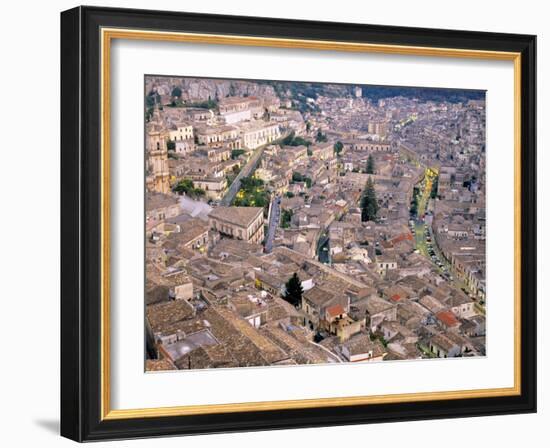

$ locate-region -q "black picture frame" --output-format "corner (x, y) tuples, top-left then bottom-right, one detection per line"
(61, 5), (537, 442)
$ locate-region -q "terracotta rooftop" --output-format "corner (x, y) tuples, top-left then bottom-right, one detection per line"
(326, 304), (346, 318)
(391, 232), (414, 244)
(436, 310), (461, 328)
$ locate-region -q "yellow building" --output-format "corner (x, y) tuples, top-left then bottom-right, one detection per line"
(168, 121), (194, 142)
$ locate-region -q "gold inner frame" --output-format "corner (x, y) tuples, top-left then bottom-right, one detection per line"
(100, 27), (522, 420)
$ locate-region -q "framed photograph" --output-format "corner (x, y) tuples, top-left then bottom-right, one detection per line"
(60, 6), (536, 442)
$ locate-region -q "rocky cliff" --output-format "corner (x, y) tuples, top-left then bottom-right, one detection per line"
(146, 76), (277, 102)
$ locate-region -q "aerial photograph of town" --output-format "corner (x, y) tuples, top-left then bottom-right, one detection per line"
(144, 75), (486, 372)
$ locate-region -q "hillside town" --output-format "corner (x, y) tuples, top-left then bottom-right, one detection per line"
(144, 76), (486, 371)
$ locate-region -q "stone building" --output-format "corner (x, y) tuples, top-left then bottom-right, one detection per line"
(195, 125), (241, 148)
(174, 138), (196, 156)
(341, 334), (386, 362)
(165, 218), (210, 252)
(146, 127), (170, 194)
(368, 120), (389, 137)
(241, 122), (281, 149)
(344, 140), (391, 152)
(168, 122), (194, 142)
(192, 177), (227, 200)
(310, 142), (334, 161)
(209, 206), (265, 244)
(146, 192), (180, 223)
(301, 286), (349, 330)
(219, 96), (262, 114)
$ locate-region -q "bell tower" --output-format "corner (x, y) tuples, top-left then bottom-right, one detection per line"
(146, 127), (170, 194)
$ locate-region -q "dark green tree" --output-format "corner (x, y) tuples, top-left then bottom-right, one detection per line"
(430, 176), (439, 199)
(292, 172), (304, 182)
(281, 209), (293, 229)
(315, 130), (328, 142)
(283, 272), (304, 307)
(333, 141), (343, 155)
(173, 178), (194, 195)
(146, 90), (161, 108)
(410, 186), (419, 216)
(171, 86), (182, 98)
(366, 154), (375, 174)
(231, 149), (246, 159)
(361, 176), (379, 222)
(282, 132), (312, 148)
(173, 178), (205, 198)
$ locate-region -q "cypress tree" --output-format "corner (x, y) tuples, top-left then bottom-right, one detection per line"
(366, 154), (375, 174)
(361, 176), (379, 222)
(283, 272), (304, 307)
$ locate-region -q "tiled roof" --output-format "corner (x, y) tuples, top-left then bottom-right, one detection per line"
(146, 192), (179, 211)
(436, 310), (460, 327)
(326, 304), (345, 318)
(209, 206), (263, 228)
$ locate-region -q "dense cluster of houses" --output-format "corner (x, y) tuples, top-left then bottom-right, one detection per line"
(144, 76), (487, 371)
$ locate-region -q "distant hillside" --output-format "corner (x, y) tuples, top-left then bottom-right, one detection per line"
(359, 85), (486, 103)
(145, 75), (485, 108)
(260, 80), (484, 107)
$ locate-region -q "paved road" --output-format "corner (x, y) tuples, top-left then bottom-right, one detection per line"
(220, 132), (290, 206)
(418, 170), (433, 218)
(220, 145), (265, 206)
(264, 195), (281, 253)
(413, 171), (433, 257)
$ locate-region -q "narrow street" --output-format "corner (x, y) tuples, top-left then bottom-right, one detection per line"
(317, 232), (330, 264)
(412, 168), (471, 293)
(264, 195), (281, 253)
(412, 167), (434, 259)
